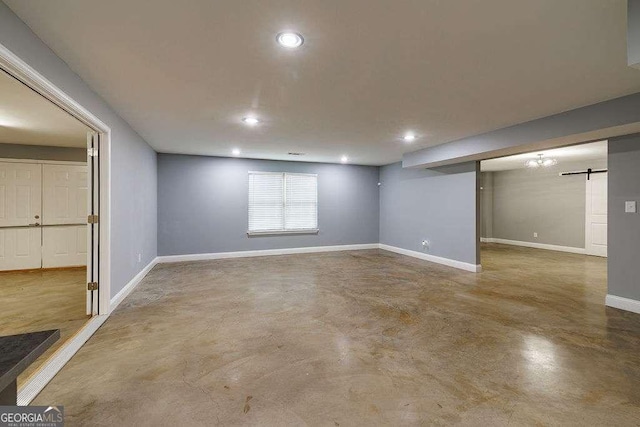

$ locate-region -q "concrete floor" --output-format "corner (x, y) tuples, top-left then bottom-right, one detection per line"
(34, 245), (640, 426)
(0, 267), (89, 386)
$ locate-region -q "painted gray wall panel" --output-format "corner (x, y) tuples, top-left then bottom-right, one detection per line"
(608, 134), (640, 301)
(0, 2), (158, 298)
(480, 172), (493, 239)
(379, 161), (478, 265)
(0, 143), (86, 161)
(629, 0), (640, 67)
(403, 93), (640, 169)
(488, 160), (607, 248)
(157, 154), (379, 256)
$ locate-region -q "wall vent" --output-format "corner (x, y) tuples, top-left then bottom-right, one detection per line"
(288, 152), (305, 156)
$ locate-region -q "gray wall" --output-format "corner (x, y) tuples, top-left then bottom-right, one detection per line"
(608, 134), (640, 301)
(157, 154), (379, 256)
(379, 161), (479, 265)
(629, 0), (640, 67)
(0, 2), (157, 299)
(486, 159), (607, 248)
(480, 172), (493, 239)
(0, 143), (86, 162)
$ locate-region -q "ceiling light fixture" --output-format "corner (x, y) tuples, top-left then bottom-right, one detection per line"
(276, 32), (304, 49)
(232, 148), (241, 156)
(525, 153), (557, 168)
(403, 132), (416, 142)
(242, 116), (260, 126)
(341, 155), (348, 164)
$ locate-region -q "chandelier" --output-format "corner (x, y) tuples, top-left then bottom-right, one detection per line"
(525, 153), (557, 168)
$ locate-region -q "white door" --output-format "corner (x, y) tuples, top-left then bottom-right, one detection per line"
(42, 164), (88, 268)
(585, 172), (607, 257)
(42, 164), (88, 225)
(0, 228), (41, 270)
(42, 225), (87, 268)
(0, 162), (42, 270)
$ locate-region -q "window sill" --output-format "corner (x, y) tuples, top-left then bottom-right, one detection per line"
(247, 229), (319, 236)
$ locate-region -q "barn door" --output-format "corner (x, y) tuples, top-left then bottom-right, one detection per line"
(87, 132), (101, 315)
(585, 172), (607, 257)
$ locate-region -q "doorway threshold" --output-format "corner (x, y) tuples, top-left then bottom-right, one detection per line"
(17, 314), (108, 405)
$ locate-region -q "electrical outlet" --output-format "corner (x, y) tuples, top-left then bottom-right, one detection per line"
(626, 201), (637, 213)
(137, 253), (142, 263)
(533, 232), (538, 238)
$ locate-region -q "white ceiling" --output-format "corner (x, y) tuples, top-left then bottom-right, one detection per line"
(481, 140), (608, 172)
(5, 0), (640, 165)
(0, 70), (88, 147)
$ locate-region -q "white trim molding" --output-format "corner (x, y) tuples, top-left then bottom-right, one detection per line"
(110, 257), (159, 311)
(17, 315), (108, 405)
(0, 43), (109, 132)
(157, 244), (380, 263)
(247, 229), (319, 236)
(605, 295), (640, 315)
(157, 244), (482, 273)
(378, 244), (482, 273)
(0, 158), (86, 166)
(481, 237), (586, 255)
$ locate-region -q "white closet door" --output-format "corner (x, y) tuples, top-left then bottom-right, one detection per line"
(42, 164), (88, 268)
(42, 225), (87, 268)
(0, 228), (41, 271)
(0, 162), (42, 227)
(42, 164), (88, 225)
(0, 162), (42, 271)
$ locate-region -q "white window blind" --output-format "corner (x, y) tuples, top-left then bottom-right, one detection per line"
(248, 172), (318, 234)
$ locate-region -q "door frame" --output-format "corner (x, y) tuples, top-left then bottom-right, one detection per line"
(0, 42), (112, 315)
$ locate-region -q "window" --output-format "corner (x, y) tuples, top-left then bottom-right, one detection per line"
(248, 172), (318, 234)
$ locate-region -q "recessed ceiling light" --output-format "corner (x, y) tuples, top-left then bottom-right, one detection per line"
(232, 148), (241, 156)
(242, 116), (260, 126)
(341, 155), (348, 164)
(403, 132), (416, 142)
(277, 32), (304, 49)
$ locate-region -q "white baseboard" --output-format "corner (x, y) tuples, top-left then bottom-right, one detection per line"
(159, 243), (482, 273)
(481, 237), (585, 255)
(18, 314), (108, 405)
(156, 244), (379, 263)
(378, 244), (482, 273)
(605, 294), (640, 315)
(110, 257), (159, 311)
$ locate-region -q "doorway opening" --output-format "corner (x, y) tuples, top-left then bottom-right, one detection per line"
(0, 66), (102, 388)
(478, 141), (608, 303)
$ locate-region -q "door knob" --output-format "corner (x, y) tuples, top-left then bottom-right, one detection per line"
(34, 215), (40, 219)
(29, 222), (40, 227)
